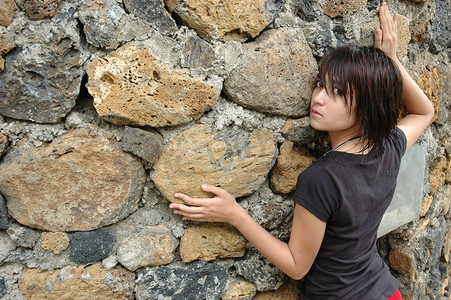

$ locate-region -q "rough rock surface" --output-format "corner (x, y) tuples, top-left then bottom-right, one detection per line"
(121, 126), (163, 167)
(0, 194), (8, 229)
(270, 142), (315, 194)
(6, 224), (40, 248)
(180, 223), (246, 262)
(0, 0), (16, 27)
(234, 247), (287, 292)
(0, 128), (146, 232)
(0, 12), (85, 123)
(164, 0), (282, 42)
(23, 0), (61, 20)
(135, 261), (228, 300)
(151, 124), (278, 203)
(86, 43), (219, 127)
(223, 27), (318, 117)
(69, 227), (115, 264)
(117, 225), (177, 271)
(41, 232), (70, 255)
(222, 277), (257, 300)
(124, 0), (177, 34)
(19, 263), (135, 299)
(323, 0), (367, 17)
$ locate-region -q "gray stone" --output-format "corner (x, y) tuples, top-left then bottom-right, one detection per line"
(6, 224), (40, 248)
(182, 36), (215, 69)
(223, 27), (317, 117)
(78, 0), (126, 50)
(0, 277), (5, 298)
(0, 20), (84, 123)
(69, 227), (115, 264)
(0, 194), (8, 229)
(123, 0), (177, 34)
(429, 0), (451, 53)
(0, 231), (16, 263)
(234, 247), (286, 292)
(135, 261), (228, 300)
(291, 0), (316, 22)
(0, 133), (8, 157)
(122, 126), (163, 167)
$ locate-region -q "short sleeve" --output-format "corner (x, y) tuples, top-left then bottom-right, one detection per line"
(293, 165), (339, 222)
(393, 127), (407, 154)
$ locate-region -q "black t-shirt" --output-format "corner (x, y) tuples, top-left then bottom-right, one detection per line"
(293, 127), (407, 300)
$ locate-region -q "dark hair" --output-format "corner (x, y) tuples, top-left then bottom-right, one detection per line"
(316, 45), (403, 153)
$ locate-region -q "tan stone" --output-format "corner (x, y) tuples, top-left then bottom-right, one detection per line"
(0, 37), (15, 56)
(222, 277), (257, 300)
(429, 155), (447, 195)
(323, 0), (367, 17)
(117, 225), (177, 271)
(19, 263), (135, 299)
(270, 142), (315, 194)
(0, 128), (146, 232)
(165, 0), (273, 42)
(417, 67), (439, 123)
(24, 0), (61, 19)
(444, 228), (451, 262)
(179, 223), (246, 262)
(151, 124), (277, 203)
(389, 245), (417, 282)
(86, 43), (219, 127)
(254, 283), (300, 299)
(223, 28), (317, 117)
(41, 232), (70, 254)
(420, 196), (433, 217)
(0, 0), (16, 27)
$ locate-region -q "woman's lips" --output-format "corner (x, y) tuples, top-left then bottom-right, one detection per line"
(310, 108), (322, 118)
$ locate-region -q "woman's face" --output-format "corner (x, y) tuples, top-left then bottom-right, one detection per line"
(309, 80), (360, 136)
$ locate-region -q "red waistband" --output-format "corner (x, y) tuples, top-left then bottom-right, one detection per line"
(388, 289), (403, 300)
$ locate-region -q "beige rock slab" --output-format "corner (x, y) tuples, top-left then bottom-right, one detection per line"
(0, 128), (146, 232)
(41, 232), (70, 255)
(165, 0), (272, 42)
(180, 223), (246, 262)
(270, 142), (315, 194)
(323, 0), (367, 17)
(151, 124), (277, 203)
(222, 277), (257, 300)
(19, 263), (135, 299)
(86, 43), (218, 127)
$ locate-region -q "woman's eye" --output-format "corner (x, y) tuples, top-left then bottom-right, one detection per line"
(316, 81), (323, 88)
(333, 87), (342, 95)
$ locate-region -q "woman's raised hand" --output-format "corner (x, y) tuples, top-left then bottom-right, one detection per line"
(374, 2), (399, 61)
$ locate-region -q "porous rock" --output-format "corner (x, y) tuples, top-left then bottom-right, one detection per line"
(86, 43), (219, 127)
(41, 232), (70, 255)
(19, 263), (135, 299)
(254, 283), (300, 299)
(6, 223), (40, 248)
(0, 133), (9, 157)
(124, 0), (177, 34)
(323, 0), (367, 17)
(164, 0), (282, 42)
(117, 225), (177, 271)
(151, 124), (278, 203)
(0, 128), (146, 232)
(78, 0), (126, 50)
(417, 67), (439, 123)
(234, 247), (287, 292)
(122, 126), (163, 167)
(0, 193), (8, 230)
(179, 223), (246, 262)
(223, 27), (317, 117)
(270, 142), (315, 194)
(135, 261), (228, 300)
(69, 227), (115, 264)
(429, 0), (451, 53)
(0, 231), (16, 263)
(0, 16), (84, 123)
(222, 277), (257, 300)
(0, 0), (16, 27)
(23, 0), (61, 20)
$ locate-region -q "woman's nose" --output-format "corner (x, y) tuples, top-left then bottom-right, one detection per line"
(312, 88), (326, 105)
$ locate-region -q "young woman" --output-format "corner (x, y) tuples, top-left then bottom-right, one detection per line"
(169, 3), (434, 299)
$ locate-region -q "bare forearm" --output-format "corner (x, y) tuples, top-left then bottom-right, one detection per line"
(230, 207), (307, 280)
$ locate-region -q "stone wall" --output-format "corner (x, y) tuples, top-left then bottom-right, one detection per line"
(0, 0), (450, 299)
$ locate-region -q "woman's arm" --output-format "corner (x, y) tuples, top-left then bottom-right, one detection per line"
(375, 2), (435, 151)
(170, 184), (326, 280)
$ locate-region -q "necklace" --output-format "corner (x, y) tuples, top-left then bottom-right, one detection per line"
(323, 136), (362, 156)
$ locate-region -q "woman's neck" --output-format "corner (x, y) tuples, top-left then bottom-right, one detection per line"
(328, 130), (367, 154)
